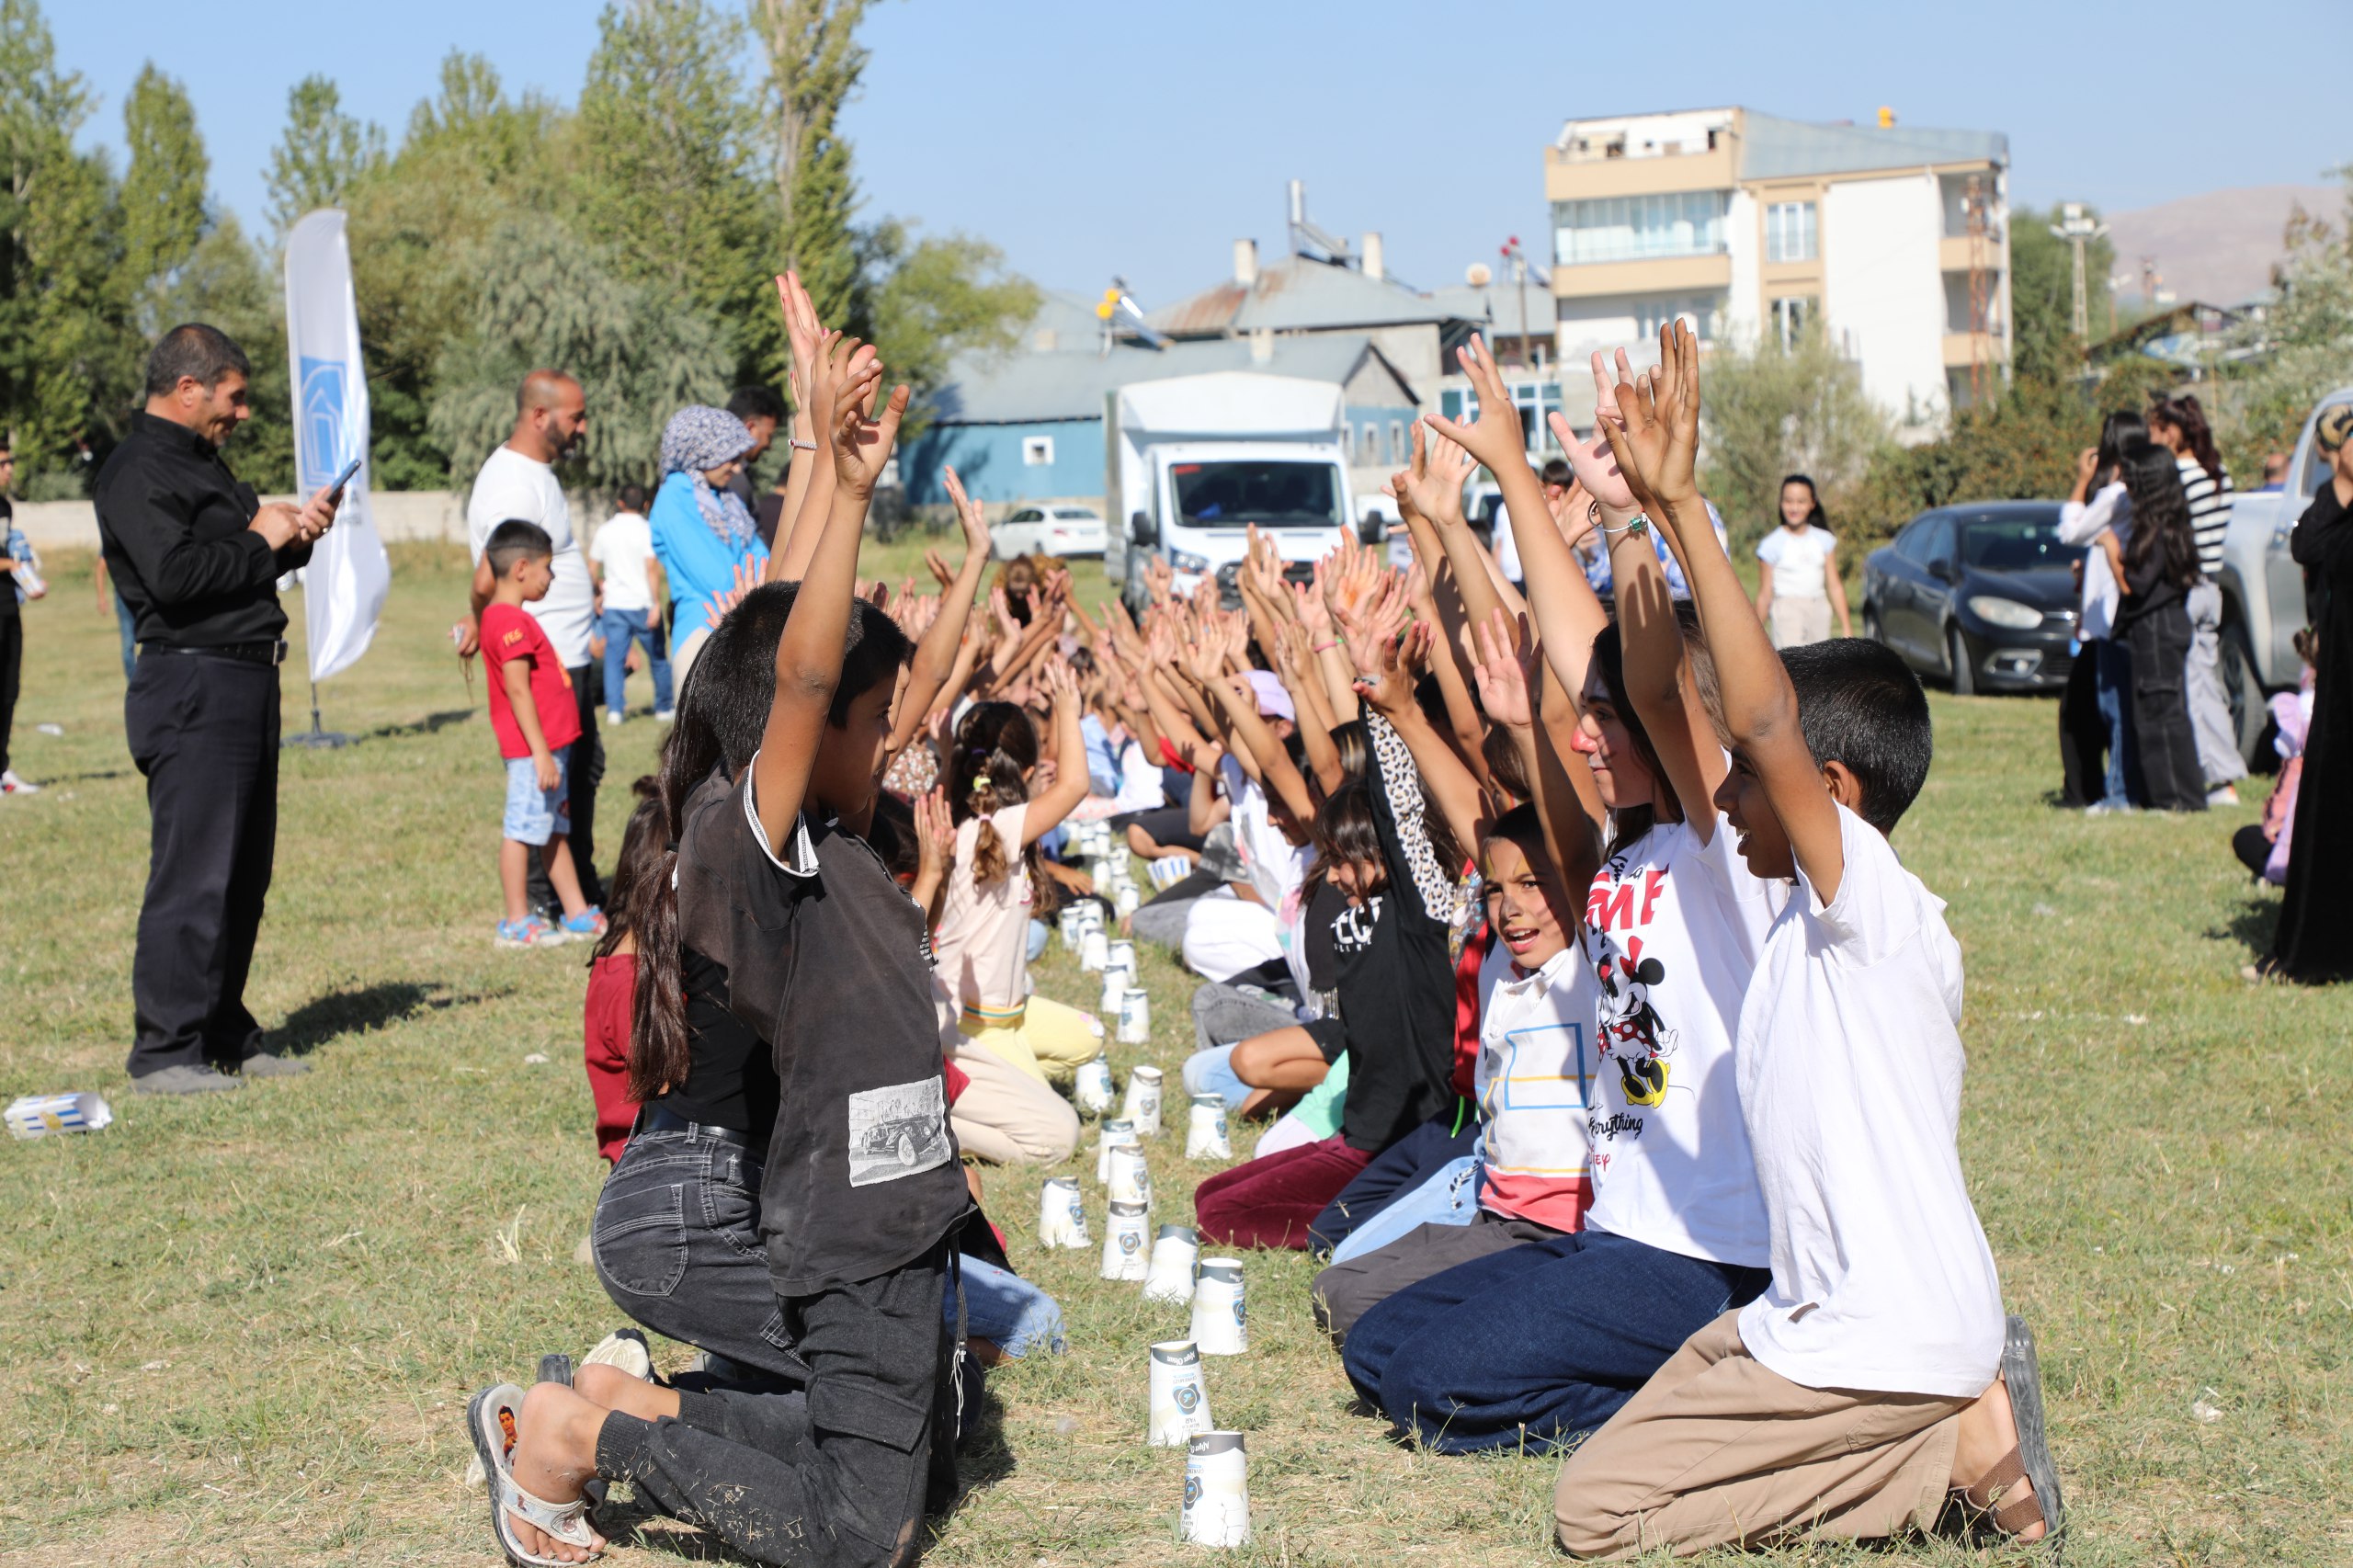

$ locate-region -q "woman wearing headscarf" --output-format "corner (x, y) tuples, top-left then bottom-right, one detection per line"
(648, 405), (767, 686)
(2256, 403), (2353, 983)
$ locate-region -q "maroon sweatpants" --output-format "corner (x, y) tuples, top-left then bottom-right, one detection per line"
(1195, 1134), (1375, 1250)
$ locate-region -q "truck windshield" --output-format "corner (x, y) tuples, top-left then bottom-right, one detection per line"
(1170, 461), (1342, 528)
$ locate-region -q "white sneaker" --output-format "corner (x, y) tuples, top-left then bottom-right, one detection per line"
(2206, 785), (2241, 808)
(603, 710), (624, 728)
(654, 709), (676, 723)
(0, 769), (40, 795)
(2085, 796), (2135, 817)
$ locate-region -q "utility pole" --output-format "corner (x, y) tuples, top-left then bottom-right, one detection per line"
(2048, 202), (2106, 344)
(1502, 235), (1529, 368)
(1964, 175), (1990, 407)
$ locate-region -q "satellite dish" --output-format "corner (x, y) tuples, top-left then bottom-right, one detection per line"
(1465, 262), (1494, 287)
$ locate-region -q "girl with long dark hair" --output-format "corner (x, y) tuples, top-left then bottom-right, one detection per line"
(1751, 474), (1852, 648)
(2147, 392), (2248, 801)
(2097, 441), (2208, 811)
(2059, 410), (2149, 812)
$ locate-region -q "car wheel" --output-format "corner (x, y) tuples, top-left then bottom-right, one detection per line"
(1947, 626), (1976, 697)
(2219, 624), (2268, 767)
(896, 1131), (918, 1166)
(1862, 606), (1884, 644)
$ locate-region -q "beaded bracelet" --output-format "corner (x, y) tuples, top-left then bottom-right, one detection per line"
(1597, 513), (1650, 539)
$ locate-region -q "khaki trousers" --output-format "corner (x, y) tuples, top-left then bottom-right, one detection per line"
(948, 1036), (1080, 1166)
(1554, 1311), (1968, 1560)
(1768, 595), (1833, 650)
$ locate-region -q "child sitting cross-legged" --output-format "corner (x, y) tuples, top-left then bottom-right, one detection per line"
(481, 519), (605, 949)
(1551, 321), (2059, 1556)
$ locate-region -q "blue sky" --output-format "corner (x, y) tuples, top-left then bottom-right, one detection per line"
(55, 0), (2351, 308)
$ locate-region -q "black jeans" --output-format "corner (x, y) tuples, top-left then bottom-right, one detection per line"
(2126, 605), (2207, 812)
(592, 1122), (810, 1388)
(0, 611), (20, 776)
(123, 651), (279, 1076)
(2055, 646), (2106, 808)
(527, 662), (605, 911)
(595, 1241), (956, 1568)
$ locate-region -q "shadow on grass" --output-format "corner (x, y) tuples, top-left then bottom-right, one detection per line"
(2206, 894), (2281, 960)
(363, 709), (476, 744)
(273, 981), (477, 1057)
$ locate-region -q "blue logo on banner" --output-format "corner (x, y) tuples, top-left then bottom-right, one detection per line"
(298, 357), (347, 487)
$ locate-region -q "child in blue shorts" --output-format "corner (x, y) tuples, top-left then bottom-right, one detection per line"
(481, 519), (605, 949)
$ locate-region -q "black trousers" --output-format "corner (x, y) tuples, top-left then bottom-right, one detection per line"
(595, 1242), (956, 1567)
(2126, 605), (2207, 812)
(527, 661), (606, 911)
(2055, 646), (2106, 808)
(124, 652), (280, 1076)
(0, 611), (20, 777)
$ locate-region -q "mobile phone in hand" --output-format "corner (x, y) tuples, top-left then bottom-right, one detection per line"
(325, 456), (363, 501)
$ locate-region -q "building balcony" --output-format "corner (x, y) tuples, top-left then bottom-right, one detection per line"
(1939, 234), (2006, 271)
(1943, 331), (2009, 368)
(1545, 142), (1738, 201)
(1552, 253), (1732, 299)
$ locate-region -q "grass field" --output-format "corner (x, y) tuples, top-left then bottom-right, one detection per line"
(2, 540), (2348, 1567)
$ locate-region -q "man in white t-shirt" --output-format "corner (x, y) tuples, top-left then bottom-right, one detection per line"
(462, 370), (605, 905)
(586, 482), (672, 726)
(1556, 406), (2056, 1553)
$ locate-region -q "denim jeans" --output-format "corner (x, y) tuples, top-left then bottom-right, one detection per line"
(114, 592), (137, 681)
(595, 1240), (954, 1567)
(591, 1122), (809, 1387)
(1342, 1227), (1769, 1454)
(2092, 637), (2137, 804)
(1328, 1155), (1480, 1264)
(1311, 1111), (1483, 1256)
(599, 605), (674, 719)
(954, 1254), (1064, 1358)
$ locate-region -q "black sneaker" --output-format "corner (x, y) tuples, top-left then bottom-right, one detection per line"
(131, 1064), (243, 1095)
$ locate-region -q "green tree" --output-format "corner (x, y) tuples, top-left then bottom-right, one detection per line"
(859, 220), (1038, 434)
(265, 75), (384, 239)
(2218, 170), (2353, 474)
(576, 0), (775, 381)
(0, 0), (130, 491)
(2009, 204), (2115, 384)
(1699, 324), (1892, 545)
(153, 215), (293, 493)
(426, 220), (732, 492)
(117, 63), (209, 336)
(756, 0), (870, 359)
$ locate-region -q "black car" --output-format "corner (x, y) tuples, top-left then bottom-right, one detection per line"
(1861, 502), (2086, 695)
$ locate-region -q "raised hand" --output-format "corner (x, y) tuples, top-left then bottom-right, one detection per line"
(824, 335), (905, 495)
(1353, 618), (1433, 710)
(1470, 606), (1539, 729)
(914, 787), (952, 883)
(1294, 560), (1335, 639)
(1143, 552), (1175, 606)
(1597, 322), (1702, 516)
(1336, 568), (1411, 683)
(1040, 653), (1081, 710)
(940, 465), (993, 567)
(1399, 421), (1475, 528)
(777, 270), (825, 415)
(990, 585), (1019, 639)
(923, 547), (956, 589)
(1423, 334), (1529, 475)
(705, 555), (762, 627)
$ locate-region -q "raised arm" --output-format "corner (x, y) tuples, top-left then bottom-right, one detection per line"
(767, 270), (826, 577)
(752, 329), (900, 852)
(1021, 657), (1093, 846)
(1604, 321), (1843, 896)
(1349, 599), (1486, 869)
(889, 465), (992, 755)
(1471, 608), (1603, 900)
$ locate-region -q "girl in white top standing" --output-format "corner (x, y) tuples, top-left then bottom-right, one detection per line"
(1751, 474), (1851, 649)
(932, 660), (1097, 1085)
(2058, 410), (2148, 813)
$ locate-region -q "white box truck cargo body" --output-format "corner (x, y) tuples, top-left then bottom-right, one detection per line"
(1104, 371), (1366, 608)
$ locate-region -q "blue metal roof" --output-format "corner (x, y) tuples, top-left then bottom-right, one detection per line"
(1737, 109), (2006, 180)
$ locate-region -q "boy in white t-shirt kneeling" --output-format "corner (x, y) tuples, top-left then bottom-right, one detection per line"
(1556, 324), (2058, 1557)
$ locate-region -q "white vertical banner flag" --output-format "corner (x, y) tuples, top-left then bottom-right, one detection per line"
(284, 209), (390, 681)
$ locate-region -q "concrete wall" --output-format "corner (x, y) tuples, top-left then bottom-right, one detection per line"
(1822, 173), (1948, 431)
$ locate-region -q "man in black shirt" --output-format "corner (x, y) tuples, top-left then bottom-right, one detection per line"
(97, 324), (340, 1095)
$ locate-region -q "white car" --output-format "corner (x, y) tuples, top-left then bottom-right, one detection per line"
(994, 505), (1108, 560)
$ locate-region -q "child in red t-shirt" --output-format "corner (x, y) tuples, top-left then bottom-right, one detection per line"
(481, 521), (603, 949)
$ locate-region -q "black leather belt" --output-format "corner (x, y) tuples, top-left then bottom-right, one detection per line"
(635, 1104), (757, 1147)
(142, 640), (288, 666)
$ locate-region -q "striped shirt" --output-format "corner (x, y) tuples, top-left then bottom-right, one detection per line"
(2178, 454), (2233, 579)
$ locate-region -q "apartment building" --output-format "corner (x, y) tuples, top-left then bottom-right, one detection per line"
(1545, 106), (2011, 430)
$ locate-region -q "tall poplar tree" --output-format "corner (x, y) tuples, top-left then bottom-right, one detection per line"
(118, 63), (209, 335)
(265, 76), (384, 239)
(755, 0), (870, 369)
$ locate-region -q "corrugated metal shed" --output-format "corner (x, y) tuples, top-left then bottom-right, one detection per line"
(926, 331), (1417, 426)
(1738, 110), (2006, 180)
(1148, 257), (1468, 338)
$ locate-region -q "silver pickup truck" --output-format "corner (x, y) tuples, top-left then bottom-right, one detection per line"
(2214, 386), (2345, 762)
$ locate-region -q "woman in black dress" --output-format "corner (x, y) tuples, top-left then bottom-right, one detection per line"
(2259, 403), (2353, 983)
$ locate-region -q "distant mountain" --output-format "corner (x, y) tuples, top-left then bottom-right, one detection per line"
(2102, 184), (2342, 306)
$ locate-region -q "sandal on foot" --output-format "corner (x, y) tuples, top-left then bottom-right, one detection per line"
(1954, 1317), (2065, 1550)
(467, 1382), (604, 1566)
(581, 1328), (653, 1382)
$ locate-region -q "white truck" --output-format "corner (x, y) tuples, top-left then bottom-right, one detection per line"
(2213, 386), (2347, 760)
(1104, 370), (1377, 610)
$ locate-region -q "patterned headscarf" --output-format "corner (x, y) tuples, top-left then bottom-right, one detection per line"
(659, 405), (758, 551)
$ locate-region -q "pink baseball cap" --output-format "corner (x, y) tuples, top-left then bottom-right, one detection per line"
(1243, 669), (1295, 722)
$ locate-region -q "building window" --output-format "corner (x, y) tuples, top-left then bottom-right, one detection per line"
(1552, 190), (1729, 266)
(1634, 295), (1721, 342)
(1359, 423), (1380, 464)
(1766, 201), (1818, 263)
(1021, 436), (1054, 467)
(1770, 296), (1813, 349)
(1388, 420), (1405, 463)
